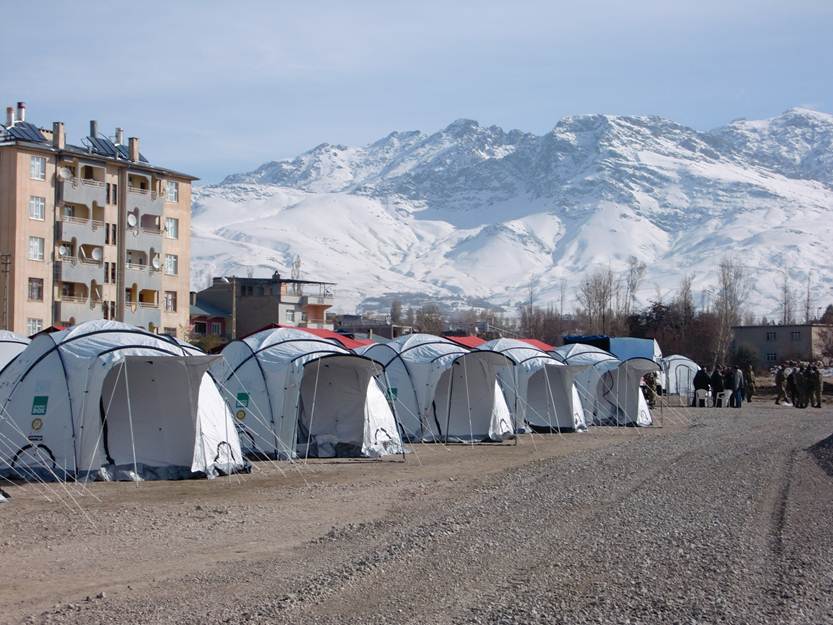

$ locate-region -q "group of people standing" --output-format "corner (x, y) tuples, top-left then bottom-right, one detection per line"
(774, 362), (823, 408)
(692, 364), (756, 408)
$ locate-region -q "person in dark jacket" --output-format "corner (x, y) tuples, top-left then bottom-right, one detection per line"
(710, 367), (724, 407)
(722, 367), (735, 406)
(692, 367), (711, 407)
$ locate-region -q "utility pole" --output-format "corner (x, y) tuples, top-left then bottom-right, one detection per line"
(231, 276), (237, 339)
(0, 254), (10, 330)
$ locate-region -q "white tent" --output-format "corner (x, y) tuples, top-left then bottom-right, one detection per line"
(662, 355), (700, 399)
(212, 327), (403, 459)
(0, 320), (246, 481)
(477, 338), (587, 432)
(551, 344), (658, 426)
(362, 334), (514, 443)
(0, 331), (30, 372)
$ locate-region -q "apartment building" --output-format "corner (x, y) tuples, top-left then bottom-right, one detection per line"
(0, 102), (196, 336)
(191, 272), (335, 340)
(732, 323), (833, 365)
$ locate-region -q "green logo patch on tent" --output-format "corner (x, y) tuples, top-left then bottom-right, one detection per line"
(31, 396), (48, 416)
(235, 392), (249, 408)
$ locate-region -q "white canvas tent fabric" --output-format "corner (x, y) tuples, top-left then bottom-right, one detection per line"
(551, 344), (658, 426)
(477, 338), (586, 432)
(0, 320), (246, 481)
(662, 355), (699, 398)
(0, 331), (30, 372)
(361, 334), (515, 443)
(212, 327), (403, 459)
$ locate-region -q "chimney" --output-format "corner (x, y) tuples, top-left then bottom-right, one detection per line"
(128, 137), (139, 161)
(52, 122), (65, 149)
(16, 102), (25, 123)
(5, 107), (13, 126)
(89, 120), (98, 138)
(115, 127), (124, 145)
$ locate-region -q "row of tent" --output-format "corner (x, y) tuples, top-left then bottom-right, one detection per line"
(0, 321), (697, 484)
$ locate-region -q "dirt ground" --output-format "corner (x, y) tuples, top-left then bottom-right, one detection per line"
(1, 400), (832, 624)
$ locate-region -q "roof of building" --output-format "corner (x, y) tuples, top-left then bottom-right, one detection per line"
(733, 323), (833, 330)
(445, 335), (486, 349)
(518, 338), (555, 351)
(0, 120), (197, 181)
(190, 301), (230, 318)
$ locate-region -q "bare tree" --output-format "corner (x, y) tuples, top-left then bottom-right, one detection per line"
(778, 272), (795, 325)
(622, 256), (647, 317)
(390, 298), (402, 324)
(415, 304), (444, 335)
(713, 256), (751, 367)
(576, 267), (617, 334)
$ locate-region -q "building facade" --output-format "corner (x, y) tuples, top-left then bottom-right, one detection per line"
(190, 272), (335, 340)
(732, 323), (833, 365)
(0, 102), (196, 336)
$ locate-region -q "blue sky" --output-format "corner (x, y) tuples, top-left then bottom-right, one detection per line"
(2, 0), (831, 183)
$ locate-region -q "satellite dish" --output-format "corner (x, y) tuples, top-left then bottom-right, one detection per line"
(151, 256), (161, 270)
(58, 245), (68, 257)
(58, 167), (73, 181)
(126, 213), (138, 227)
(91, 248), (102, 262)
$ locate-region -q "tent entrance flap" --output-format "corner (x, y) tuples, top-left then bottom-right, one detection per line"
(101, 356), (214, 478)
(435, 355), (504, 443)
(296, 356), (380, 458)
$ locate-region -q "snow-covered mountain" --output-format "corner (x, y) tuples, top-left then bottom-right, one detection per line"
(192, 108), (833, 318)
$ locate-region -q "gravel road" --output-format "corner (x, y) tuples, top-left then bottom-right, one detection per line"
(2, 402), (832, 625)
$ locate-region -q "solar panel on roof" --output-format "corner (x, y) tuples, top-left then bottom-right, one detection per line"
(87, 136), (117, 157)
(8, 122), (46, 143)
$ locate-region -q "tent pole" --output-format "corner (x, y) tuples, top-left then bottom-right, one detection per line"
(444, 363), (455, 445)
(462, 356), (473, 445)
(304, 359), (322, 464)
(122, 361), (140, 485)
(383, 368), (407, 463)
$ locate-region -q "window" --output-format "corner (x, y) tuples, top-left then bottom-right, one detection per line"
(30, 156), (46, 180)
(210, 321), (222, 336)
(103, 300), (116, 320)
(766, 353), (777, 362)
(27, 278), (43, 301)
(765, 331), (776, 341)
(163, 327), (177, 337)
(110, 224), (117, 246)
(164, 290), (177, 312)
(790, 331), (801, 341)
(28, 236), (44, 261)
(26, 318), (43, 336)
(286, 310), (295, 322)
(28, 196), (45, 220)
(62, 204), (75, 218)
(164, 254), (178, 275)
(165, 180), (179, 202)
(110, 183), (118, 204)
(61, 282), (72, 298)
(165, 217), (179, 239)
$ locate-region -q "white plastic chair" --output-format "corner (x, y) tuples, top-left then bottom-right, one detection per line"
(695, 389), (709, 407)
(716, 390), (732, 407)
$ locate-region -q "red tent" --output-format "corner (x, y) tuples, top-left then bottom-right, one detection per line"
(445, 335), (486, 349)
(244, 324), (367, 350)
(518, 338), (555, 351)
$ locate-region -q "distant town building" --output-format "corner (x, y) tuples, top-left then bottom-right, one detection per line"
(732, 323), (833, 364)
(190, 272), (335, 340)
(0, 102), (196, 336)
(335, 314), (413, 340)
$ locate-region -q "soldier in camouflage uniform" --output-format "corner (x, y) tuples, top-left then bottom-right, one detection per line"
(744, 364), (756, 403)
(774, 365), (787, 405)
(810, 363), (823, 408)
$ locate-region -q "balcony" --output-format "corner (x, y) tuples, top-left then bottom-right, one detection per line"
(58, 213), (106, 245)
(60, 177), (106, 208)
(301, 293), (334, 306)
(57, 254), (102, 283)
(127, 173), (164, 215)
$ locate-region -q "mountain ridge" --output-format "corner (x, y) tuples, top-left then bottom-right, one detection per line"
(193, 108), (833, 318)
